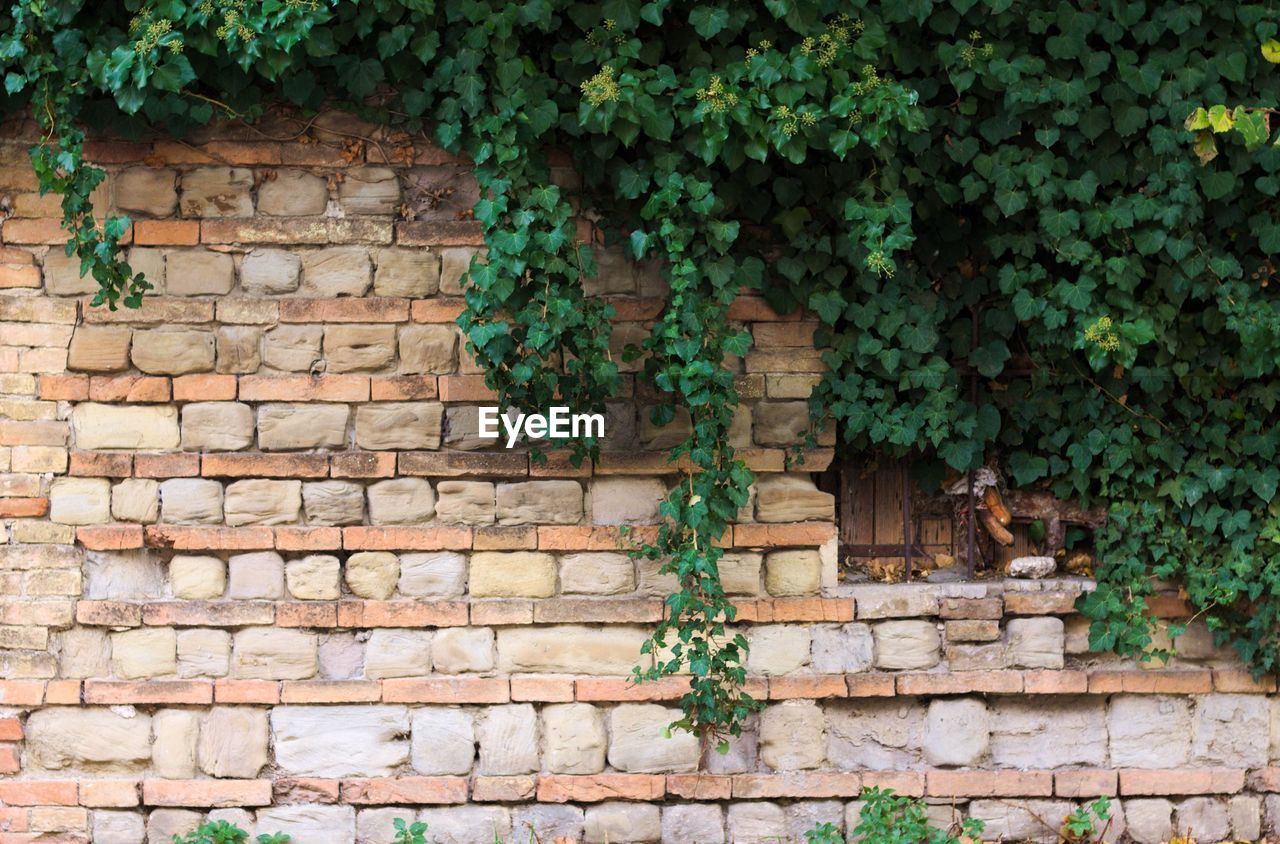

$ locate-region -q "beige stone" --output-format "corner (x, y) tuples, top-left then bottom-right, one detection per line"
(233, 628), (317, 680)
(747, 625), (811, 675)
(272, 705), (409, 777)
(258, 403), (349, 450)
(227, 551), (286, 599)
(753, 401), (813, 447)
(1005, 617), (1065, 669)
(587, 803), (661, 844)
(93, 810), (146, 842)
(355, 402), (443, 449)
(112, 478), (159, 523)
(49, 477), (111, 525)
(639, 406), (692, 450)
(924, 698), (990, 767)
(559, 552), (634, 595)
(84, 549), (165, 599)
(439, 247), (480, 294)
(542, 703), (607, 774)
(200, 708), (270, 778)
(873, 620), (942, 670)
(258, 170), (329, 216)
(159, 478), (223, 524)
(67, 326), (131, 371)
(398, 324), (457, 374)
(497, 625), (651, 674)
(302, 481), (364, 525)
(607, 704), (699, 773)
(241, 248), (302, 295)
(165, 249), (234, 296)
(131, 329), (216, 375)
(345, 551), (400, 599)
(42, 251), (97, 295)
(116, 167), (178, 216)
(366, 478), (435, 524)
(180, 167), (253, 217)
(177, 628), (230, 677)
(128, 247), (166, 292)
(262, 324), (322, 371)
(434, 481), (495, 525)
(181, 402), (254, 451)
(496, 481), (583, 525)
(73, 403), (179, 450)
(760, 700), (827, 770)
(152, 709), (198, 778)
(764, 550), (822, 596)
(365, 629), (433, 679)
(375, 248), (440, 298)
(720, 552), (763, 595)
(410, 708), (475, 776)
(398, 552), (466, 597)
(590, 478), (666, 525)
(111, 627), (177, 679)
(170, 555), (226, 599)
(324, 323), (395, 372)
(755, 473), (835, 522)
(470, 551), (556, 598)
(224, 479), (302, 526)
(477, 703), (539, 775)
(217, 326), (262, 374)
(58, 628), (111, 678)
(287, 555), (341, 600)
(338, 167), (401, 214)
(26, 709), (152, 772)
(148, 809), (203, 843)
(431, 627), (494, 673)
(303, 248), (372, 297)
(812, 623), (875, 673)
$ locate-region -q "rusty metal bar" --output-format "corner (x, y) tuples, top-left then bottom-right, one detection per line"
(901, 468), (913, 582)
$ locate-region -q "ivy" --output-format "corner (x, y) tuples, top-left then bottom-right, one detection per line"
(8, 0), (1280, 746)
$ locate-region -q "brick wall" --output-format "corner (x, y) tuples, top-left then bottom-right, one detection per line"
(0, 112), (1276, 843)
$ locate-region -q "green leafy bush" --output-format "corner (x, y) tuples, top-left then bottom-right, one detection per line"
(804, 787), (985, 844)
(172, 820), (288, 844)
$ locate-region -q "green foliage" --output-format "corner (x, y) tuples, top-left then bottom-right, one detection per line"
(802, 787), (985, 844)
(10, 0), (1280, 741)
(1061, 796), (1113, 843)
(391, 818), (427, 844)
(172, 820), (288, 844)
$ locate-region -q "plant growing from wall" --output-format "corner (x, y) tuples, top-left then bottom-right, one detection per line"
(7, 0), (1280, 747)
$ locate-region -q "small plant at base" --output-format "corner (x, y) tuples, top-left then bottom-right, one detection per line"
(1060, 796), (1113, 843)
(172, 820), (289, 844)
(804, 788), (985, 844)
(391, 818), (427, 844)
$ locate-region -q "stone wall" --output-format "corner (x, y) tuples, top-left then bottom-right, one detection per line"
(0, 113), (1277, 843)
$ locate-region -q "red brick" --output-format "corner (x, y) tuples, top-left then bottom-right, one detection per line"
(575, 677), (686, 702)
(278, 298), (408, 323)
(76, 525), (143, 550)
(133, 219), (200, 246)
(0, 264), (40, 289)
(0, 497), (47, 518)
(436, 375), (500, 402)
(273, 777), (340, 803)
(510, 675), (575, 702)
(84, 680), (212, 705)
(533, 598), (663, 624)
(44, 680), (80, 705)
(79, 780), (139, 808)
(0, 718), (22, 742)
(142, 601), (274, 627)
(133, 452), (200, 478)
(752, 322), (818, 347)
(768, 675), (848, 699)
(471, 776), (536, 802)
(527, 450), (594, 479)
(68, 450), (131, 477)
(88, 374), (170, 402)
(339, 777), (467, 805)
(1147, 594), (1194, 617)
(896, 671), (1023, 695)
(4, 218), (78, 244)
(331, 451), (397, 479)
(370, 376), (438, 400)
(468, 600), (532, 625)
(155, 140), (282, 165)
(275, 527), (342, 551)
(276, 602), (338, 628)
(939, 597), (1004, 619)
(1056, 770), (1118, 798)
(0, 780), (77, 806)
(76, 601), (142, 627)
(732, 773), (862, 799)
(396, 220), (484, 248)
(861, 772), (926, 796)
(142, 779), (271, 808)
(537, 526), (655, 552)
(0, 744), (20, 775)
(1004, 590), (1080, 615)
(727, 296), (801, 321)
(38, 374), (88, 400)
(1023, 670), (1089, 694)
(732, 523), (834, 548)
(202, 453), (329, 478)
(281, 681), (381, 703)
(736, 597), (853, 623)
(927, 770), (1053, 797)
(358, 600), (469, 628)
(81, 297), (212, 325)
(238, 375), (369, 402)
(1212, 669), (1276, 693)
(83, 140), (151, 162)
(602, 297), (664, 322)
(382, 677), (510, 704)
(0, 421), (67, 446)
(172, 374), (236, 401)
(201, 217), (393, 246)
(666, 775), (732, 800)
(146, 525), (274, 551)
(342, 526), (472, 551)
(1119, 768), (1245, 796)
(1086, 670), (1213, 694)
(409, 298), (466, 324)
(0, 805), (28, 832)
(397, 450), (526, 478)
(846, 674), (897, 697)
(214, 679), (279, 704)
(472, 526), (538, 551)
(537, 774), (664, 803)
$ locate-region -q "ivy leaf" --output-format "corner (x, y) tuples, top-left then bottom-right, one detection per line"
(1263, 39), (1280, 63)
(689, 6), (730, 37)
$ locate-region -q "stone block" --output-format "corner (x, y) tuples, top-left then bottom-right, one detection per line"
(364, 628), (432, 678)
(240, 248), (302, 295)
(497, 625), (651, 674)
(116, 167), (178, 216)
(338, 167), (401, 214)
(477, 703), (539, 775)
(513, 806), (583, 843)
(355, 402), (443, 449)
(320, 632), (363, 681)
(180, 167), (253, 217)
(1192, 693), (1269, 767)
(170, 555), (226, 599)
(410, 707), (475, 776)
(151, 709), (198, 778)
(181, 402), (254, 452)
(399, 324), (458, 374)
(753, 401), (811, 447)
(262, 324), (321, 371)
(258, 170), (329, 216)
(1230, 794), (1261, 842)
(826, 699), (924, 770)
(375, 247), (440, 298)
(586, 803), (661, 844)
(217, 326), (262, 374)
(1005, 617), (1065, 669)
(719, 552), (763, 596)
(59, 627), (111, 678)
(367, 478), (436, 524)
(764, 549), (822, 596)
(68, 326), (131, 371)
(197, 707), (269, 778)
(439, 247), (479, 294)
(1175, 797), (1230, 843)
(607, 704), (699, 773)
(287, 555), (341, 600)
(434, 481), (495, 526)
(227, 550), (286, 599)
(303, 248), (372, 297)
(873, 620), (941, 670)
(590, 477), (666, 525)
(755, 473), (835, 522)
(1124, 799), (1173, 844)
(26, 708), (152, 772)
(399, 551), (467, 597)
(49, 477), (111, 525)
(111, 627), (177, 679)
(258, 403), (349, 450)
(73, 403), (179, 450)
(759, 700), (827, 770)
(416, 808), (511, 844)
(131, 329), (216, 375)
(177, 628), (230, 677)
(496, 481), (584, 525)
(93, 810), (146, 844)
(225, 479), (302, 526)
(747, 624), (811, 675)
(470, 551), (557, 598)
(345, 551), (400, 599)
(924, 698), (989, 766)
(1108, 695), (1192, 768)
(811, 622), (874, 674)
(85, 549), (165, 599)
(432, 627), (494, 673)
(43, 251), (98, 295)
(726, 803), (786, 844)
(165, 249), (234, 296)
(662, 804), (724, 844)
(111, 478), (159, 523)
(560, 552), (635, 595)
(160, 478), (224, 525)
(541, 702), (607, 775)
(233, 628), (317, 680)
(303, 481), (365, 525)
(990, 698), (1107, 767)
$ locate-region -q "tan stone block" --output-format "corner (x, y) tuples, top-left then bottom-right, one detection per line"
(560, 552), (635, 595)
(224, 479), (302, 526)
(180, 167), (254, 217)
(286, 555), (341, 600)
(233, 628), (317, 679)
(49, 477), (111, 525)
(241, 248), (301, 295)
(434, 480), (495, 526)
(200, 708), (269, 777)
(59, 627), (111, 678)
(258, 403), (349, 450)
(227, 551), (286, 599)
(116, 167), (178, 216)
(432, 627), (494, 673)
(398, 552), (466, 597)
(747, 624), (811, 675)
(259, 170), (329, 216)
(399, 324), (457, 374)
(152, 709), (198, 778)
(365, 628), (432, 678)
(160, 478), (223, 525)
(301, 480), (364, 526)
(302, 247), (372, 297)
(719, 552), (762, 596)
(44, 251), (98, 296)
(111, 627), (177, 679)
(542, 702), (607, 775)
(764, 550), (822, 597)
(439, 247), (480, 295)
(177, 628), (230, 677)
(216, 326), (262, 375)
(338, 167), (401, 215)
(324, 323), (395, 372)
(73, 403), (179, 449)
(165, 249), (234, 296)
(759, 700), (827, 770)
(26, 709), (152, 772)
(128, 247), (166, 292)
(590, 477), (666, 525)
(375, 247), (440, 297)
(262, 325), (322, 371)
(354, 402), (443, 449)
(754, 474), (835, 523)
(470, 551), (556, 598)
(112, 478), (159, 523)
(181, 402), (254, 451)
(872, 620), (941, 670)
(496, 481), (583, 525)
(345, 551), (400, 600)
(67, 326), (132, 372)
(496, 625), (651, 674)
(131, 329), (216, 375)
(367, 478), (435, 524)
(607, 704), (699, 773)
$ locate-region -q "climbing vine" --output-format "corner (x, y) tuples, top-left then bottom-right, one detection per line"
(7, 0), (1280, 745)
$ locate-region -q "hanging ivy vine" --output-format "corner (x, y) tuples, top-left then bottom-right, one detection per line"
(6, 0), (1280, 746)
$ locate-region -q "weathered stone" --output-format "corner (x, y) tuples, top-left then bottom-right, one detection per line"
(240, 248), (302, 295)
(180, 167), (254, 217)
(754, 473), (835, 522)
(345, 551), (400, 599)
(303, 248), (373, 297)
(131, 329), (216, 375)
(302, 481), (365, 525)
(497, 626), (651, 674)
(1192, 693), (1269, 767)
(760, 700), (827, 770)
(73, 403), (179, 450)
(26, 708), (152, 772)
(169, 555), (226, 600)
(258, 170), (329, 216)
(496, 481), (583, 525)
(439, 247), (480, 294)
(469, 551), (556, 598)
(92, 810), (146, 844)
(116, 167), (178, 216)
(434, 481), (495, 526)
(399, 324), (458, 374)
(224, 479), (302, 526)
(586, 803), (661, 844)
(764, 549), (822, 596)
(811, 623), (875, 674)
(151, 709), (198, 778)
(607, 704), (700, 773)
(84, 549), (164, 600)
(128, 247), (166, 293)
(1109, 695), (1192, 768)
(719, 552), (762, 596)
(512, 806), (583, 844)
(747, 624), (811, 675)
(148, 809), (203, 843)
(255, 806), (354, 844)
(432, 627), (494, 673)
(59, 628), (110, 678)
(319, 632), (364, 681)
(366, 478), (436, 524)
(541, 703), (607, 774)
(662, 805), (724, 844)
(968, 800), (1076, 841)
(233, 628), (317, 680)
(217, 326), (262, 374)
(68, 326), (131, 371)
(355, 402), (443, 449)
(49, 477), (111, 525)
(590, 477), (666, 525)
(177, 628), (230, 677)
(560, 552), (635, 595)
(477, 703), (539, 775)
(227, 551), (286, 599)
(42, 251), (97, 295)
(990, 697), (1107, 767)
(375, 248), (440, 298)
(399, 552), (467, 597)
(196, 707), (269, 779)
(873, 620), (941, 670)
(1005, 617), (1065, 669)
(726, 803), (787, 844)
(1008, 555), (1057, 578)
(410, 707), (475, 775)
(826, 700), (924, 771)
(338, 167), (401, 214)
(262, 325), (322, 371)
(165, 249), (234, 296)
(111, 627), (176, 679)
(287, 555), (341, 600)
(181, 402), (254, 451)
(1125, 799), (1174, 844)
(364, 628), (432, 678)
(923, 698), (990, 767)
(753, 401), (811, 447)
(1176, 797), (1230, 843)
(257, 403), (350, 451)
(109, 478), (159, 524)
(416, 808), (511, 844)
(160, 478), (223, 525)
